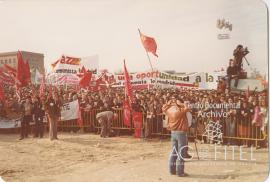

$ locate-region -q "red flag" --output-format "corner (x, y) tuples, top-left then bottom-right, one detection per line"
(16, 51), (31, 87)
(4, 64), (17, 76)
(133, 112), (143, 138)
(124, 60), (134, 102)
(123, 100), (131, 127)
(0, 84), (5, 101)
(79, 71), (92, 88)
(81, 66), (86, 74)
(17, 51), (24, 85)
(123, 60), (134, 127)
(77, 66), (87, 78)
(0, 69), (15, 85)
(139, 29), (158, 57)
(91, 71), (108, 92)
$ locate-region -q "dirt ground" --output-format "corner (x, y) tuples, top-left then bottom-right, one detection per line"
(0, 133), (269, 182)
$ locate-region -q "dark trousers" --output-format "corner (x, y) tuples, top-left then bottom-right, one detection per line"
(225, 117), (236, 145)
(34, 116), (44, 138)
(157, 116), (163, 133)
(227, 75), (239, 89)
(21, 115), (31, 138)
(144, 118), (153, 138)
(169, 131), (187, 176)
(49, 116), (58, 140)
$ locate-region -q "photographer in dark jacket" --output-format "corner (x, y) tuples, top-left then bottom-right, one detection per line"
(233, 44), (249, 72)
(227, 59), (239, 90)
(33, 96), (45, 138)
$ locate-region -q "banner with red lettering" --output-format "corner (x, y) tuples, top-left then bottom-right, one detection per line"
(109, 71), (226, 90)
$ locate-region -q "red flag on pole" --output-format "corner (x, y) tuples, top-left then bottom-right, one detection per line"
(4, 64), (17, 76)
(124, 60), (134, 102)
(123, 100), (131, 127)
(79, 71), (92, 88)
(0, 69), (15, 85)
(0, 84), (5, 101)
(123, 60), (134, 127)
(139, 30), (158, 57)
(16, 51), (31, 87)
(17, 51), (25, 86)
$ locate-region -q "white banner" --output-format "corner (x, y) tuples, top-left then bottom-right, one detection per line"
(109, 71), (226, 90)
(0, 118), (21, 129)
(0, 118), (48, 129)
(52, 54), (99, 75)
(47, 54), (99, 85)
(60, 100), (79, 121)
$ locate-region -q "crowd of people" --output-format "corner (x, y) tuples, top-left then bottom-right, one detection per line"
(0, 83), (268, 147)
(0, 45), (265, 179)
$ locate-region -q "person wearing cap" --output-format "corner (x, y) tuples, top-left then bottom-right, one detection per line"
(162, 96), (190, 177)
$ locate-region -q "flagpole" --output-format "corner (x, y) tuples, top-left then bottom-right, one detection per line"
(123, 59), (133, 131)
(138, 29), (154, 72)
(146, 52), (154, 72)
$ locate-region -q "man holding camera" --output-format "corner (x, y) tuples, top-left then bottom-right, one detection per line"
(162, 95), (190, 177)
(233, 44), (249, 72)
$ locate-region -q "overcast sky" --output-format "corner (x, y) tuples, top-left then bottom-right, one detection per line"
(0, 0), (268, 74)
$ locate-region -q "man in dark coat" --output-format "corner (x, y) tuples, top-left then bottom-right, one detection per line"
(33, 96), (45, 138)
(45, 93), (61, 140)
(19, 96), (33, 140)
(227, 59), (239, 89)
